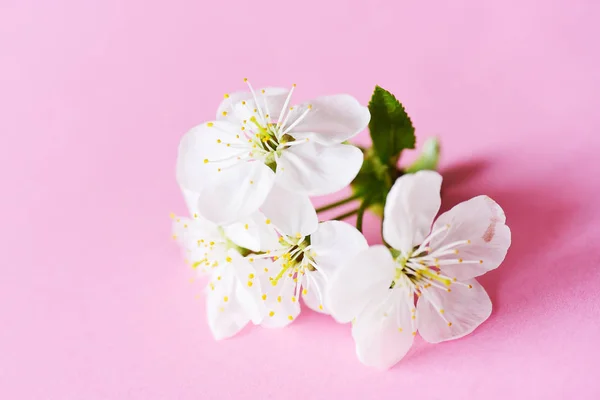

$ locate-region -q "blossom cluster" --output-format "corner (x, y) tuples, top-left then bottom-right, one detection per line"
(173, 81), (511, 369)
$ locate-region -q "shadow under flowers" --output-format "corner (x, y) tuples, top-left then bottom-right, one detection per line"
(439, 163), (575, 312)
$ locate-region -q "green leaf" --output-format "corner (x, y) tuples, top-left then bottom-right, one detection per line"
(351, 148), (397, 217)
(404, 137), (440, 173)
(368, 86), (416, 166)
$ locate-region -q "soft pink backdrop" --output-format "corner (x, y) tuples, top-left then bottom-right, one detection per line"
(2, 0), (600, 398)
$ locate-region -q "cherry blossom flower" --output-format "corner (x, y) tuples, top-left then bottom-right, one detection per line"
(172, 190), (268, 339)
(176, 80), (370, 228)
(326, 171), (511, 369)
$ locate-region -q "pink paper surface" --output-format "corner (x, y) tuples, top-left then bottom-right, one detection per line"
(2, 0), (600, 398)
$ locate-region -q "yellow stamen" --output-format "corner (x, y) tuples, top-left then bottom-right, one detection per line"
(421, 269), (452, 286)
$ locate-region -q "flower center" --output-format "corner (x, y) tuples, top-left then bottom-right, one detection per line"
(268, 234), (316, 287)
(390, 224), (480, 295)
(214, 81), (314, 170)
(184, 225), (249, 272)
(205, 82), (313, 173)
(245, 117), (299, 170)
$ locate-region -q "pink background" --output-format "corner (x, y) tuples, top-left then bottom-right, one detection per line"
(2, 0), (600, 398)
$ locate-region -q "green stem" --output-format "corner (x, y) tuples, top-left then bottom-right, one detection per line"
(356, 198), (370, 233)
(330, 208), (359, 221)
(316, 193), (362, 213)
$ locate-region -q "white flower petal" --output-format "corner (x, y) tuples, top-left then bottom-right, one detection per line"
(383, 171), (443, 255)
(352, 286), (415, 369)
(276, 143), (363, 196)
(259, 264), (301, 328)
(172, 214), (221, 244)
(326, 245), (395, 323)
(431, 195), (511, 280)
(216, 92), (252, 120)
(252, 256), (279, 281)
(224, 212), (280, 252)
(229, 252), (265, 324)
(223, 216), (260, 253)
(284, 95), (370, 145)
(310, 220), (368, 279)
(417, 279), (492, 343)
(217, 87), (290, 125)
(301, 271), (328, 314)
(260, 183), (318, 237)
(176, 121), (245, 193)
(197, 161), (275, 225)
(180, 187), (201, 216)
(205, 261), (249, 340)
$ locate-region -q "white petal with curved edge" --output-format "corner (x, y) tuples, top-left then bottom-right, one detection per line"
(205, 262), (249, 340)
(310, 220), (368, 278)
(276, 143), (363, 196)
(352, 286), (415, 369)
(224, 212), (280, 252)
(176, 121), (247, 193)
(197, 161), (275, 225)
(260, 183), (318, 237)
(417, 279), (492, 344)
(216, 92), (252, 120)
(430, 195), (511, 281)
(259, 262), (301, 328)
(223, 216), (260, 253)
(326, 245), (396, 323)
(283, 95), (370, 145)
(217, 88), (290, 126)
(383, 171), (443, 255)
(301, 271), (328, 314)
(180, 187), (202, 217)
